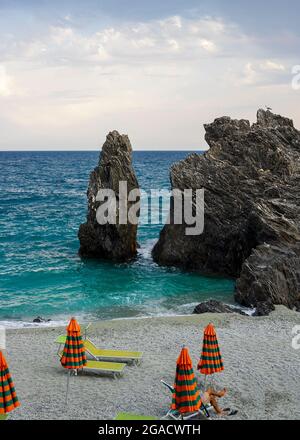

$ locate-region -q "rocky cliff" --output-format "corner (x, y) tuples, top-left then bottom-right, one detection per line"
(78, 131), (139, 261)
(152, 110), (300, 314)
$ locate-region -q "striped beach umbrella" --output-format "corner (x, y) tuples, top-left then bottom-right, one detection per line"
(61, 317), (87, 370)
(61, 318), (87, 403)
(0, 350), (20, 415)
(197, 323), (224, 377)
(171, 347), (201, 415)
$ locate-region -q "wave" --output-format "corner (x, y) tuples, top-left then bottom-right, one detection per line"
(0, 303), (255, 329)
(0, 318), (67, 329)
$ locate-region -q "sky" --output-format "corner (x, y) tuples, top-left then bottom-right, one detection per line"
(0, 0), (299, 150)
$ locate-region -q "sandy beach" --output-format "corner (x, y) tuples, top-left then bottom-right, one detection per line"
(4, 307), (300, 420)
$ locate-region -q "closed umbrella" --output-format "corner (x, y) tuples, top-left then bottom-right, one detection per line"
(197, 323), (224, 386)
(0, 350), (20, 417)
(171, 346), (201, 416)
(61, 317), (87, 403)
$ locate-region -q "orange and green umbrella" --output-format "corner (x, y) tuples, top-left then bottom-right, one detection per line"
(197, 323), (224, 375)
(0, 350), (20, 415)
(61, 317), (87, 404)
(171, 347), (201, 414)
(61, 317), (87, 370)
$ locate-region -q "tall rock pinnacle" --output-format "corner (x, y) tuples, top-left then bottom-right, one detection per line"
(78, 131), (140, 261)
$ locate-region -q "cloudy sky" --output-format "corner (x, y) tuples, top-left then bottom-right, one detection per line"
(0, 0), (299, 150)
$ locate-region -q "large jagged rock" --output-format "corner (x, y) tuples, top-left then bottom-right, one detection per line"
(78, 131), (139, 261)
(152, 110), (300, 314)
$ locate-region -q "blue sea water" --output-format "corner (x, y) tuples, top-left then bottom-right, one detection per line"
(0, 151), (235, 327)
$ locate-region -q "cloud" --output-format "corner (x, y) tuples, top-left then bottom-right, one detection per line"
(50, 26), (74, 44)
(241, 60), (287, 86)
(0, 65), (13, 97)
(0, 15), (237, 66)
(242, 62), (257, 85)
(0, 13), (298, 149)
(199, 39), (217, 53)
(167, 39), (180, 51)
(261, 60), (285, 71)
(159, 15), (182, 30)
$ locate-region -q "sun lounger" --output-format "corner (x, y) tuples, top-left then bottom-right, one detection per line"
(84, 360), (126, 378)
(55, 335), (143, 365)
(115, 412), (157, 420)
(0, 414), (7, 420)
(58, 352), (126, 378)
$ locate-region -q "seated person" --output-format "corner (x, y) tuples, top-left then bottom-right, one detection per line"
(200, 387), (237, 416)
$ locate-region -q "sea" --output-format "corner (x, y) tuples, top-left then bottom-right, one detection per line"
(0, 151), (235, 327)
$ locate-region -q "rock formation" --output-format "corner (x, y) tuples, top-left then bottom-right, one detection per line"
(153, 110), (300, 315)
(193, 300), (246, 315)
(33, 316), (51, 323)
(78, 131), (139, 261)
(253, 301), (275, 317)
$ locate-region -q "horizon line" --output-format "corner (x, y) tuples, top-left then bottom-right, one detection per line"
(0, 148), (207, 153)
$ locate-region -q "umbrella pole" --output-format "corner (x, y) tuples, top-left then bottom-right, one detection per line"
(66, 370), (71, 405)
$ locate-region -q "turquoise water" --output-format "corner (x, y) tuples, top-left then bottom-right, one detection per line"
(0, 151), (235, 326)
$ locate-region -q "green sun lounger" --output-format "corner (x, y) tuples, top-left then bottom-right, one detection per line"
(84, 360), (126, 378)
(0, 414), (7, 420)
(58, 352), (126, 378)
(115, 412), (157, 420)
(55, 335), (143, 365)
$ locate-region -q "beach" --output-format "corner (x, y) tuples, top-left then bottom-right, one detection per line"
(4, 306), (300, 420)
